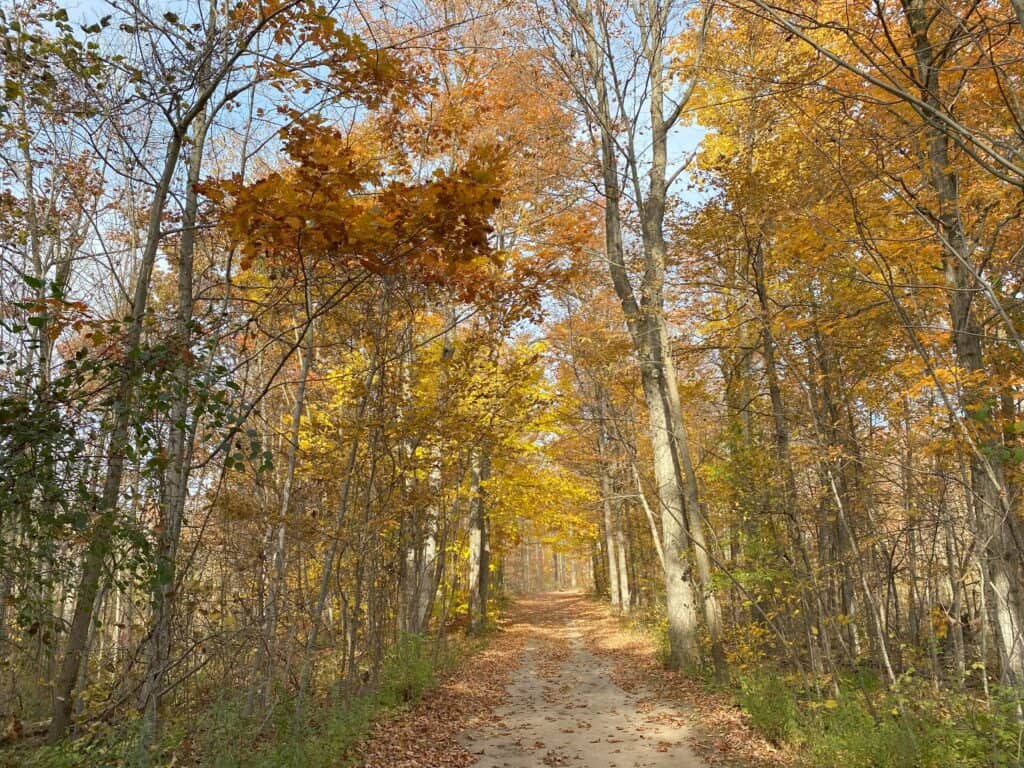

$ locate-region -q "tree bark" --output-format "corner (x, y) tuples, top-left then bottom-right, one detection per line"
(598, 420), (621, 607)
(140, 100), (210, 747)
(48, 127), (184, 744)
(632, 462), (666, 572)
(260, 314), (315, 702)
(902, 0), (1024, 685)
(468, 453), (491, 632)
(565, 0), (705, 670)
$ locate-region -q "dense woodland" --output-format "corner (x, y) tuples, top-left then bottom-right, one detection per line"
(2, 0), (1024, 765)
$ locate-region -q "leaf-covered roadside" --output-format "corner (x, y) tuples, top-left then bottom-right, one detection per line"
(345, 612), (528, 768)
(574, 599), (792, 768)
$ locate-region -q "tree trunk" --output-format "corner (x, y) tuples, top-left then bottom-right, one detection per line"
(1012, 0), (1024, 33)
(603, 497), (621, 607)
(261, 314), (315, 701)
(468, 453), (492, 631)
(658, 319), (726, 678)
(561, 0), (716, 674)
(598, 422), (621, 607)
(48, 128), (185, 744)
(140, 102), (209, 747)
(752, 243), (825, 676)
(640, 362), (700, 669)
(632, 463), (666, 572)
(902, 0), (1024, 684)
(615, 512), (631, 612)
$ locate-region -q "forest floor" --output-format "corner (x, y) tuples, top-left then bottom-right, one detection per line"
(349, 592), (787, 768)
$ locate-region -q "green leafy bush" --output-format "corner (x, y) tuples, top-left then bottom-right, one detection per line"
(379, 632), (436, 707)
(8, 633), (458, 768)
(737, 668), (801, 745)
(12, 718), (159, 768)
(732, 669), (1024, 768)
(803, 696), (918, 768)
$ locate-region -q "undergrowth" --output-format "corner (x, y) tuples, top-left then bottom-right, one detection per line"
(626, 605), (1024, 768)
(733, 667), (1023, 768)
(5, 631), (467, 768)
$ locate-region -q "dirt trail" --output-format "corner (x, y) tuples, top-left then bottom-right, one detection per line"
(457, 593), (704, 768)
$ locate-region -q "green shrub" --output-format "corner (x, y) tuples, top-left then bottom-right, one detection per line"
(803, 697), (917, 768)
(4, 632), (472, 768)
(800, 680), (1023, 768)
(189, 692), (380, 768)
(11, 720), (149, 768)
(379, 632), (435, 707)
(190, 697), (251, 768)
(731, 667), (1024, 768)
(737, 668), (801, 745)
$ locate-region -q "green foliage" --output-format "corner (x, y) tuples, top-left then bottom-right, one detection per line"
(737, 668), (801, 746)
(204, 634), (449, 767)
(4, 631), (470, 768)
(803, 696), (917, 768)
(190, 698), (254, 768)
(731, 670), (1024, 768)
(169, 691), (380, 768)
(0, 356), (112, 690)
(379, 632), (437, 707)
(10, 720), (148, 768)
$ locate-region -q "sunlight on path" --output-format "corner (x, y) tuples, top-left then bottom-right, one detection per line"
(457, 593), (704, 768)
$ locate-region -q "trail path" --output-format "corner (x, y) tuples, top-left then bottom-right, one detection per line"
(456, 593), (704, 768)
(352, 592), (778, 767)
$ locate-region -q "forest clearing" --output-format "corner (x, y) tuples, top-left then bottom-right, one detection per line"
(2, 0), (1024, 766)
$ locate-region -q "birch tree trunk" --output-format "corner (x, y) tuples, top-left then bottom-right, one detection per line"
(602, 489), (621, 608)
(614, 511), (631, 612)
(598, 420), (621, 608)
